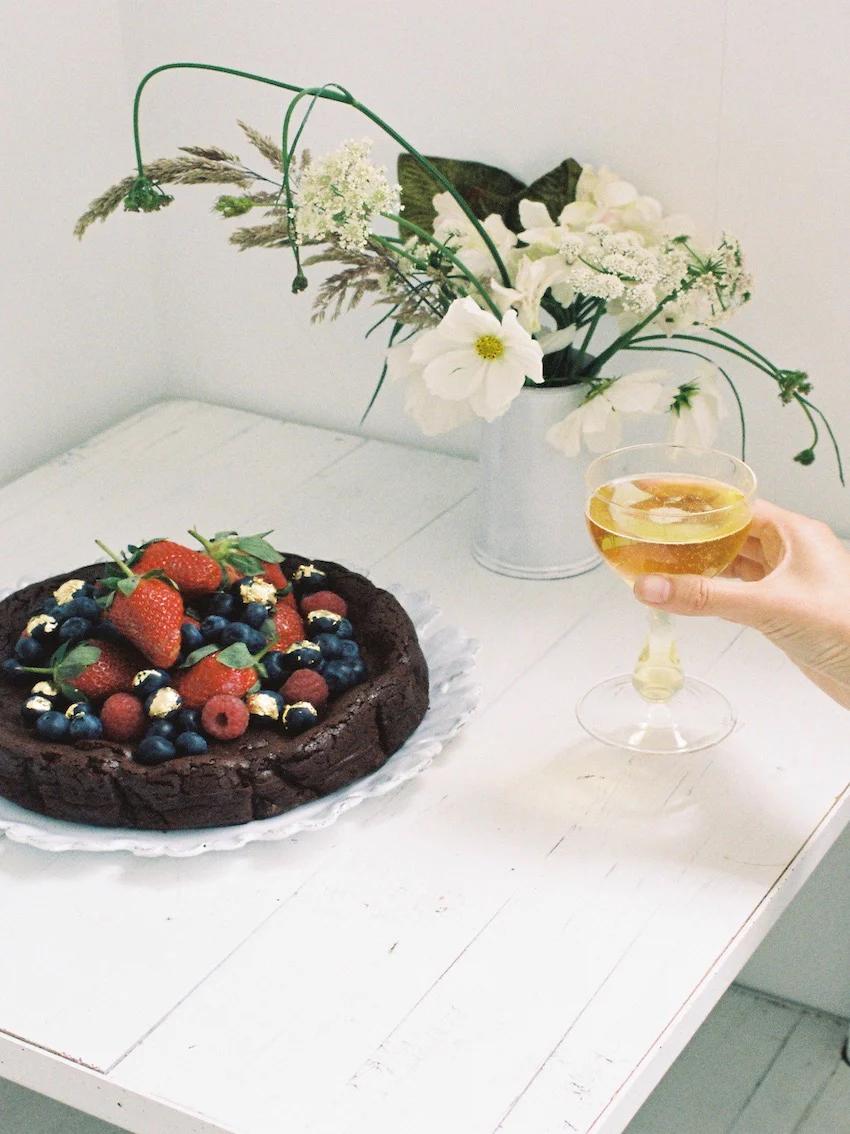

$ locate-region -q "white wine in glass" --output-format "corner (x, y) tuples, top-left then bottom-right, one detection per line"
(577, 444), (756, 753)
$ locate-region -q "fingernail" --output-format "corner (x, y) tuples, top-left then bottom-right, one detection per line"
(635, 575), (672, 604)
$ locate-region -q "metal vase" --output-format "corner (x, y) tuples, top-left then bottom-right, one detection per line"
(472, 384), (601, 580)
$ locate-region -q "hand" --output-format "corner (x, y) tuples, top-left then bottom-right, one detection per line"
(633, 500), (850, 709)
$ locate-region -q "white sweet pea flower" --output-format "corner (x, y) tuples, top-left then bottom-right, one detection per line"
(517, 198), (563, 253)
(547, 369), (668, 456)
(410, 296), (543, 422)
(562, 165), (666, 244)
(488, 254), (570, 333)
(668, 365), (727, 446)
(536, 325), (577, 354)
(431, 192), (518, 279)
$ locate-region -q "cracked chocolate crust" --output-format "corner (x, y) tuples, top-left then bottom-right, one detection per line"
(0, 558), (429, 830)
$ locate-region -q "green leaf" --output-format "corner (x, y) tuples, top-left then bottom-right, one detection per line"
(261, 617), (277, 642)
(49, 641), (71, 667)
(396, 153), (583, 236)
(227, 552), (263, 575)
(117, 577), (139, 597)
(237, 535), (282, 563)
(56, 643), (101, 681)
(216, 642), (255, 669)
(397, 154), (525, 235)
(247, 680), (262, 694)
(521, 158), (583, 226)
(180, 643), (219, 668)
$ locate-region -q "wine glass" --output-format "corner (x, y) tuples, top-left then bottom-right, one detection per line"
(576, 443), (757, 754)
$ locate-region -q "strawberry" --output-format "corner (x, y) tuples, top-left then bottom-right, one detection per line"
(95, 540), (184, 668)
(175, 651), (257, 709)
(272, 605), (304, 651)
(24, 640), (145, 702)
(188, 529), (293, 600)
(133, 539), (221, 596)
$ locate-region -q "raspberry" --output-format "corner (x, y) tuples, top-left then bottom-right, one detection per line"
(281, 668), (329, 710)
(101, 693), (146, 742)
(201, 694), (250, 740)
(300, 590), (348, 618)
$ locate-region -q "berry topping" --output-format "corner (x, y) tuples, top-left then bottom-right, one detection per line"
(132, 668), (172, 698)
(200, 614), (229, 642)
(58, 616), (93, 643)
(180, 622), (205, 654)
(241, 602), (269, 630)
(69, 713), (104, 741)
(146, 720), (177, 739)
(174, 731), (209, 755)
(238, 576), (278, 608)
(95, 539), (184, 668)
(305, 610), (343, 636)
(35, 710), (70, 741)
(292, 563), (329, 597)
(323, 659), (366, 695)
(282, 640), (323, 671)
(271, 606), (305, 651)
(281, 701), (319, 737)
(101, 693), (146, 742)
(145, 686), (183, 719)
(246, 690), (285, 721)
(65, 701), (90, 720)
(53, 579), (87, 605)
(300, 591), (348, 618)
(30, 680), (58, 701)
(133, 539), (222, 596)
(175, 650), (258, 709)
(201, 694), (250, 740)
(281, 668), (329, 709)
(24, 614), (59, 642)
(134, 735), (177, 765)
(22, 696), (53, 725)
(15, 637), (44, 664)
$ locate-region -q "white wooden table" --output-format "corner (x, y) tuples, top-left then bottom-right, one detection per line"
(0, 400), (847, 1134)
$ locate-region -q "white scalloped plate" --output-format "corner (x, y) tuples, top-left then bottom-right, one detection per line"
(0, 585), (479, 857)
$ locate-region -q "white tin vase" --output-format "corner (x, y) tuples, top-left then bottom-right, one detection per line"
(472, 384), (601, 580)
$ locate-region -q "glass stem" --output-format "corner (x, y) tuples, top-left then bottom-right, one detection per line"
(632, 609), (684, 703)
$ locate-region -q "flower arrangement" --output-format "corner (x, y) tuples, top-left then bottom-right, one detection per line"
(76, 64), (841, 479)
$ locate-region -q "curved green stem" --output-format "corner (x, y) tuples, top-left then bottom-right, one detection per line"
(384, 213), (504, 318)
(131, 62), (511, 285)
(94, 539), (134, 578)
(630, 333), (777, 379)
(799, 396), (845, 485)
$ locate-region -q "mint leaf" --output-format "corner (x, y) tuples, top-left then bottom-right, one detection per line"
(180, 644), (219, 668)
(216, 642), (255, 669)
(237, 535), (282, 563)
(56, 643), (101, 681)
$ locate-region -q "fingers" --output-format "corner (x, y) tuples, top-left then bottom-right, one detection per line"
(633, 572), (771, 625)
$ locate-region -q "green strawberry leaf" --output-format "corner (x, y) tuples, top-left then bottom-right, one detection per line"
(212, 530), (238, 541)
(180, 643), (219, 668)
(262, 618), (277, 642)
(247, 680), (262, 694)
(58, 680), (79, 701)
(277, 582), (293, 597)
(49, 641), (71, 667)
(216, 642), (255, 669)
(227, 552), (263, 575)
(56, 643), (101, 681)
(117, 577), (139, 597)
(237, 535), (283, 563)
(100, 562), (126, 580)
(255, 663), (268, 680)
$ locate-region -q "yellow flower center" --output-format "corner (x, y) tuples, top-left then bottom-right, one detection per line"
(474, 333), (505, 361)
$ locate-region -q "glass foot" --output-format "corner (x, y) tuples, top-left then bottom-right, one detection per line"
(576, 674), (736, 754)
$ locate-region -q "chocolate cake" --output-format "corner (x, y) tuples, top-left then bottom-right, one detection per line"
(0, 557), (429, 830)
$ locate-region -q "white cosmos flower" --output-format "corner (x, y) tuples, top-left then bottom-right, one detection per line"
(385, 337), (476, 435)
(668, 365), (727, 446)
(547, 369), (668, 456)
(411, 297), (543, 422)
(488, 254), (570, 333)
(431, 192), (518, 279)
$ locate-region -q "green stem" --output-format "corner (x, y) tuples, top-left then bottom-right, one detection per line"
(130, 62), (511, 285)
(94, 539), (134, 578)
(799, 396), (845, 485)
(630, 333), (777, 379)
(383, 213), (503, 317)
(708, 327), (780, 373)
(187, 528), (216, 555)
(578, 301), (604, 355)
(582, 297), (671, 376)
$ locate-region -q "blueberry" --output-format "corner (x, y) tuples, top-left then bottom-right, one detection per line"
(305, 610), (342, 637)
(200, 615), (229, 643)
(241, 602), (269, 630)
(262, 651), (287, 686)
(134, 736), (177, 765)
(292, 563), (329, 597)
(58, 617), (92, 643)
(35, 710), (70, 741)
(132, 669), (171, 698)
(315, 633), (345, 661)
(181, 623), (205, 653)
(65, 701), (90, 720)
(242, 628), (268, 654)
(36, 600), (63, 618)
(26, 616), (60, 644)
(21, 695), (53, 725)
(93, 619), (124, 643)
(175, 708), (202, 734)
(144, 687), (182, 720)
(146, 720), (177, 739)
(219, 622), (252, 646)
(2, 657), (30, 682)
(207, 592), (239, 619)
(336, 618), (353, 640)
(66, 595), (101, 621)
(349, 657), (367, 684)
(323, 660), (357, 695)
(14, 636), (44, 664)
(283, 641), (323, 672)
(337, 639), (361, 662)
(174, 731), (208, 755)
(281, 701), (319, 737)
(69, 714), (104, 741)
(246, 690), (285, 722)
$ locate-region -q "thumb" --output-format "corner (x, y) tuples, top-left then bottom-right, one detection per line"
(633, 573), (767, 625)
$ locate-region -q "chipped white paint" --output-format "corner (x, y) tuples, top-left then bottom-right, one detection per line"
(0, 401), (847, 1134)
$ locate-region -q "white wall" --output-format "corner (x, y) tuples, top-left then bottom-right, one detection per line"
(0, 1), (163, 488)
(2, 0), (849, 1013)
